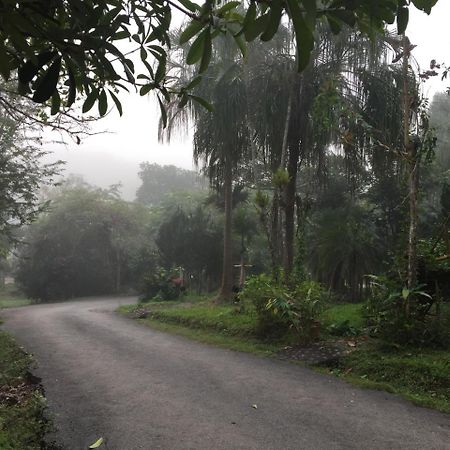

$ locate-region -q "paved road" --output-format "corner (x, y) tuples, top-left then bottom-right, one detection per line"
(2, 297), (450, 450)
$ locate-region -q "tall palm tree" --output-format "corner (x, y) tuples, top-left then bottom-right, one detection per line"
(161, 35), (250, 301)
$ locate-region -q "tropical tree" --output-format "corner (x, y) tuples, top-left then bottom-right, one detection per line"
(161, 34), (251, 301)
(0, 109), (60, 252)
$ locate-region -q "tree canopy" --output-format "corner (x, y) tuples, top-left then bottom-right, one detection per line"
(0, 0), (438, 118)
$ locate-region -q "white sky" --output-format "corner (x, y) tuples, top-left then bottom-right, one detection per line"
(44, 2), (450, 199)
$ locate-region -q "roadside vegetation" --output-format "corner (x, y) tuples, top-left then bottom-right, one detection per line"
(119, 295), (450, 413)
(0, 285), (32, 309)
(0, 332), (52, 450)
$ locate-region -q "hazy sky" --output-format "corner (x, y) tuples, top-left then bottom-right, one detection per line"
(45, 2), (450, 199)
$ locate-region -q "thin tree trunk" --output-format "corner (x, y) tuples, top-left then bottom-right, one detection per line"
(115, 249), (121, 294)
(284, 144), (300, 281)
(270, 193), (280, 276)
(217, 160), (233, 302)
(402, 35), (418, 308)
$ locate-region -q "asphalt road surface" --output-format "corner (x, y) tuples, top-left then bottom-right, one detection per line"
(2, 297), (450, 450)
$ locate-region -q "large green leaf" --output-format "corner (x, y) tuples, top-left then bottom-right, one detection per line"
(32, 56), (62, 103)
(186, 29), (207, 65)
(179, 20), (205, 45)
(98, 89), (108, 116)
(108, 89), (123, 116)
(66, 65), (76, 107)
(178, 0), (201, 13)
(260, 0), (283, 42)
(244, 14), (270, 42)
(216, 1), (240, 16)
(199, 28), (212, 73)
(82, 88), (98, 113)
(158, 95), (167, 128)
(189, 94), (214, 112)
(286, 0), (314, 71)
(411, 0), (438, 14)
(397, 5), (409, 35)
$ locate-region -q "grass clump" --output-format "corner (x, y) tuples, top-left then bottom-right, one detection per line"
(0, 331), (52, 449)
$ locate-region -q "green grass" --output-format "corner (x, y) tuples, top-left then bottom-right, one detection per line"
(323, 303), (365, 328)
(117, 300), (286, 355)
(0, 331), (51, 449)
(0, 285), (32, 309)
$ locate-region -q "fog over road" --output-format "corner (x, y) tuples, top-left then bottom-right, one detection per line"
(2, 297), (449, 449)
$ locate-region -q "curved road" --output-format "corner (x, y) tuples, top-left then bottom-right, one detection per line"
(2, 297), (450, 449)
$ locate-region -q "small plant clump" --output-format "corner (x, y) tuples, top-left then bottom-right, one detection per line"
(239, 274), (327, 342)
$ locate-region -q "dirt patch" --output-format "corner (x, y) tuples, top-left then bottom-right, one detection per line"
(0, 372), (42, 406)
(277, 340), (360, 365)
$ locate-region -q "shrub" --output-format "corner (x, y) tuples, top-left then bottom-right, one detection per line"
(239, 275), (326, 342)
(140, 268), (181, 302)
(365, 275), (450, 347)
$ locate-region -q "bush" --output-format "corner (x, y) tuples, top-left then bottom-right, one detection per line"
(239, 275), (326, 341)
(365, 275), (450, 347)
(140, 268), (182, 302)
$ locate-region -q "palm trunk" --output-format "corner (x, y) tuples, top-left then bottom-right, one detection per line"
(217, 160), (233, 302)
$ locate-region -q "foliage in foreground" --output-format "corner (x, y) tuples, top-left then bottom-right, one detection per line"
(0, 0), (436, 118)
(0, 332), (51, 449)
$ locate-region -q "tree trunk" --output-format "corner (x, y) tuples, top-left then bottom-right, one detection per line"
(407, 143), (419, 291)
(270, 193), (280, 277)
(217, 160), (234, 302)
(402, 35), (418, 304)
(115, 249), (121, 294)
(284, 143), (300, 281)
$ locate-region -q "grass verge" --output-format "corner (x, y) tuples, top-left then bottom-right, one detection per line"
(117, 302), (285, 355)
(0, 331), (53, 449)
(316, 341), (450, 413)
(0, 285), (32, 309)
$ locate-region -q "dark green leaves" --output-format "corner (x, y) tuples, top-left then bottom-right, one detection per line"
(32, 56), (61, 103)
(397, 4), (409, 35)
(411, 0), (438, 15)
(244, 14), (270, 42)
(98, 89), (108, 116)
(189, 94), (213, 112)
(158, 95), (167, 128)
(82, 89), (98, 114)
(186, 27), (212, 73)
(286, 0), (314, 71)
(108, 90), (123, 116)
(260, 0), (283, 42)
(180, 20), (205, 45)
(18, 51), (56, 84)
